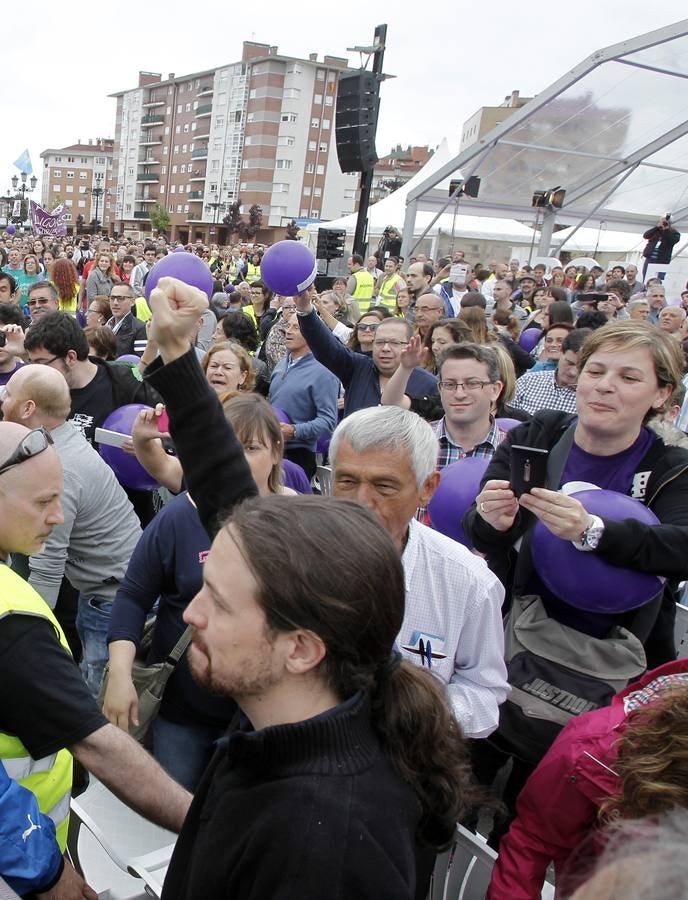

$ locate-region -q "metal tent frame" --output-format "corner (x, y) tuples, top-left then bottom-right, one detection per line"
(401, 19), (688, 260)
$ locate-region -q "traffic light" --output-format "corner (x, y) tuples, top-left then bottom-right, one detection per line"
(316, 228), (346, 261)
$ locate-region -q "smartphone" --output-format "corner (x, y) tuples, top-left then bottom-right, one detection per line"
(510, 445), (549, 497)
(157, 410), (170, 433)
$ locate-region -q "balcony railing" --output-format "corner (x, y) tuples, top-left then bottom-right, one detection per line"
(139, 136), (163, 146)
(138, 157), (160, 165)
(191, 147), (208, 158)
(136, 173), (160, 182)
(195, 104), (212, 117)
(141, 115), (164, 126)
(133, 211), (150, 219)
(188, 191), (204, 200)
(197, 85), (213, 97)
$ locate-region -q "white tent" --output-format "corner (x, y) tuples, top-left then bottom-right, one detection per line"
(551, 226), (647, 255)
(306, 139), (536, 247)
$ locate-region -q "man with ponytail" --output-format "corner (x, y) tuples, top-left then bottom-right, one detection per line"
(143, 276), (482, 900)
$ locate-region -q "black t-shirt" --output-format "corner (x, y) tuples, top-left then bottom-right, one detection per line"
(0, 615), (107, 759)
(68, 365), (117, 445)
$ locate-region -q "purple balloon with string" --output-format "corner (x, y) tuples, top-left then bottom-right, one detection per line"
(261, 240), (317, 296)
(519, 328), (542, 352)
(99, 404), (158, 491)
(428, 456), (490, 548)
(531, 489), (663, 613)
(5, 225), (16, 235)
(144, 251), (214, 299)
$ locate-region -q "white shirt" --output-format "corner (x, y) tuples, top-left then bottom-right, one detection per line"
(401, 518), (509, 738)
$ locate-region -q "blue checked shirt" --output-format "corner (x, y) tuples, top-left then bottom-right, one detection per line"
(431, 417), (506, 469)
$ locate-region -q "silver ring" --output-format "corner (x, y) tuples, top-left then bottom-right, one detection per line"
(480, 502), (486, 513)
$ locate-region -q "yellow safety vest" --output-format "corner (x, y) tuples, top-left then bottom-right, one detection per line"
(135, 297), (153, 322)
(377, 272), (402, 302)
(246, 263), (261, 284)
(0, 565), (73, 850)
(351, 269), (375, 301)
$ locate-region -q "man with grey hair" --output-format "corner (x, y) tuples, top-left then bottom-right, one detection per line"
(26, 282), (59, 324)
(107, 283), (148, 358)
(329, 405), (509, 738)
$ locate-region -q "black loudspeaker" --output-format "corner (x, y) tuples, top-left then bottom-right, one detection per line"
(335, 70), (380, 173)
(464, 175), (481, 198)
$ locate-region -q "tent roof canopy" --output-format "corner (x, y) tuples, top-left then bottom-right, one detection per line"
(405, 19), (688, 234)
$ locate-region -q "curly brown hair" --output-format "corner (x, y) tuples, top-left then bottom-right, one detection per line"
(52, 258), (79, 304)
(601, 687), (688, 820)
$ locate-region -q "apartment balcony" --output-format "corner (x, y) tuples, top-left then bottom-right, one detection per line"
(187, 191), (204, 200)
(137, 196), (158, 203)
(136, 173), (160, 183)
(186, 213), (201, 221)
(141, 114), (164, 126)
(197, 85), (213, 97)
(133, 211), (150, 219)
(194, 130), (210, 141)
(142, 98), (165, 108)
(189, 173), (206, 182)
(138, 157), (160, 166)
(195, 104), (213, 118)
(191, 147), (208, 158)
(139, 136), (163, 146)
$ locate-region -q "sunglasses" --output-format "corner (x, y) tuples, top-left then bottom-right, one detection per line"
(0, 427), (54, 478)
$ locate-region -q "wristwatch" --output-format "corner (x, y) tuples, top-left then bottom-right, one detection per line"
(573, 515), (605, 552)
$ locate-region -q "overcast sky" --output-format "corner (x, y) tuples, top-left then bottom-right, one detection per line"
(3, 1), (687, 199)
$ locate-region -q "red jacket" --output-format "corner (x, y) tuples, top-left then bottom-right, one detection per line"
(487, 658), (688, 900)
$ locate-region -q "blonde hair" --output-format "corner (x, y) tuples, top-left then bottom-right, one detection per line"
(202, 341), (256, 392)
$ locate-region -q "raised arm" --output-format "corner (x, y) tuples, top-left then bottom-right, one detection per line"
(294, 295), (357, 386)
(145, 276), (258, 538)
(380, 334), (428, 409)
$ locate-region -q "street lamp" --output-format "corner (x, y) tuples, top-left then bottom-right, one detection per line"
(204, 193), (226, 224)
(86, 173), (109, 234)
(9, 171), (37, 223)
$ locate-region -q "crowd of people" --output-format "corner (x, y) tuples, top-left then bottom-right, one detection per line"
(0, 221), (687, 900)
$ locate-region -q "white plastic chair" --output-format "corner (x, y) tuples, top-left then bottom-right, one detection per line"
(67, 778), (175, 899)
(429, 825), (554, 900)
(675, 602), (688, 659)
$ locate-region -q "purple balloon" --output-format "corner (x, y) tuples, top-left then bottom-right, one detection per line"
(428, 457), (490, 548)
(519, 327), (542, 352)
(144, 251), (214, 300)
(5, 225), (16, 235)
(316, 432), (331, 456)
(116, 354), (141, 364)
(261, 240), (317, 296)
(496, 417), (522, 432)
(272, 405), (292, 425)
(99, 403), (158, 491)
(173, 246), (188, 253)
(531, 489), (663, 613)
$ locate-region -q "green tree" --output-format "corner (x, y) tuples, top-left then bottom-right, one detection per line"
(238, 204), (263, 241)
(150, 203), (170, 236)
(222, 198), (242, 237)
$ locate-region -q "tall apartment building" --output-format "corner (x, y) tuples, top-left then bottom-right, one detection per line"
(459, 90), (533, 152)
(110, 42), (360, 244)
(370, 145), (434, 203)
(39, 139), (114, 232)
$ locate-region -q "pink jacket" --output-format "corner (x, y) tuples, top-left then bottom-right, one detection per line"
(487, 658), (688, 900)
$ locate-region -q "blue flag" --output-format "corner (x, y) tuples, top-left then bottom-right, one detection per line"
(13, 149), (33, 175)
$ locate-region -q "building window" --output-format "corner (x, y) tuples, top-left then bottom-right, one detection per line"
(172, 165), (178, 174)
(303, 186), (311, 197)
(275, 159), (293, 170)
(161, 165), (167, 174)
(249, 89), (256, 99)
(80, 157), (88, 164)
(54, 169), (62, 177)
(185, 102), (191, 112)
(311, 208), (319, 216)
(314, 187), (322, 197)
(281, 113), (297, 123)
(171, 185), (176, 193)
(247, 112), (255, 123)
(175, 125), (181, 133)
(300, 208), (309, 217)
(316, 69), (325, 80)
(287, 64), (302, 75)
(322, 119), (331, 130)
(177, 204), (183, 213)
(211, 160), (219, 171)
(311, 117), (320, 128)
(79, 186), (87, 194)
(53, 184), (60, 191)
(182, 144), (188, 153)
(180, 164), (186, 173)
(65, 200), (73, 207)
(283, 88), (301, 99)
(325, 95), (334, 106)
(173, 145), (179, 154)
(308, 141), (317, 152)
(305, 162), (314, 174)
(272, 183), (289, 193)
(314, 94), (322, 105)
(166, 106), (171, 115)
(183, 123), (190, 133)
(319, 142), (328, 152)
(66, 171), (74, 179)
(316, 164), (324, 175)
(216, 116), (224, 127)
(54, 156), (62, 162)
(79, 171), (88, 179)
(327, 71), (336, 82)
(184, 204), (189, 213)
(67, 156), (75, 163)
(78, 200), (86, 208)
(168, 204), (174, 212)
(160, 184), (165, 194)
(177, 104), (182, 113)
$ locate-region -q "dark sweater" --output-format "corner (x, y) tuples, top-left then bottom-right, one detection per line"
(297, 308), (438, 417)
(106, 492), (236, 727)
(145, 349), (433, 900)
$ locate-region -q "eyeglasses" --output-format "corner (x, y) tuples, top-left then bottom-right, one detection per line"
(415, 305), (443, 312)
(29, 354), (62, 366)
(357, 323), (379, 332)
(372, 339), (408, 348)
(438, 379), (492, 393)
(281, 306), (297, 313)
(0, 427), (54, 478)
